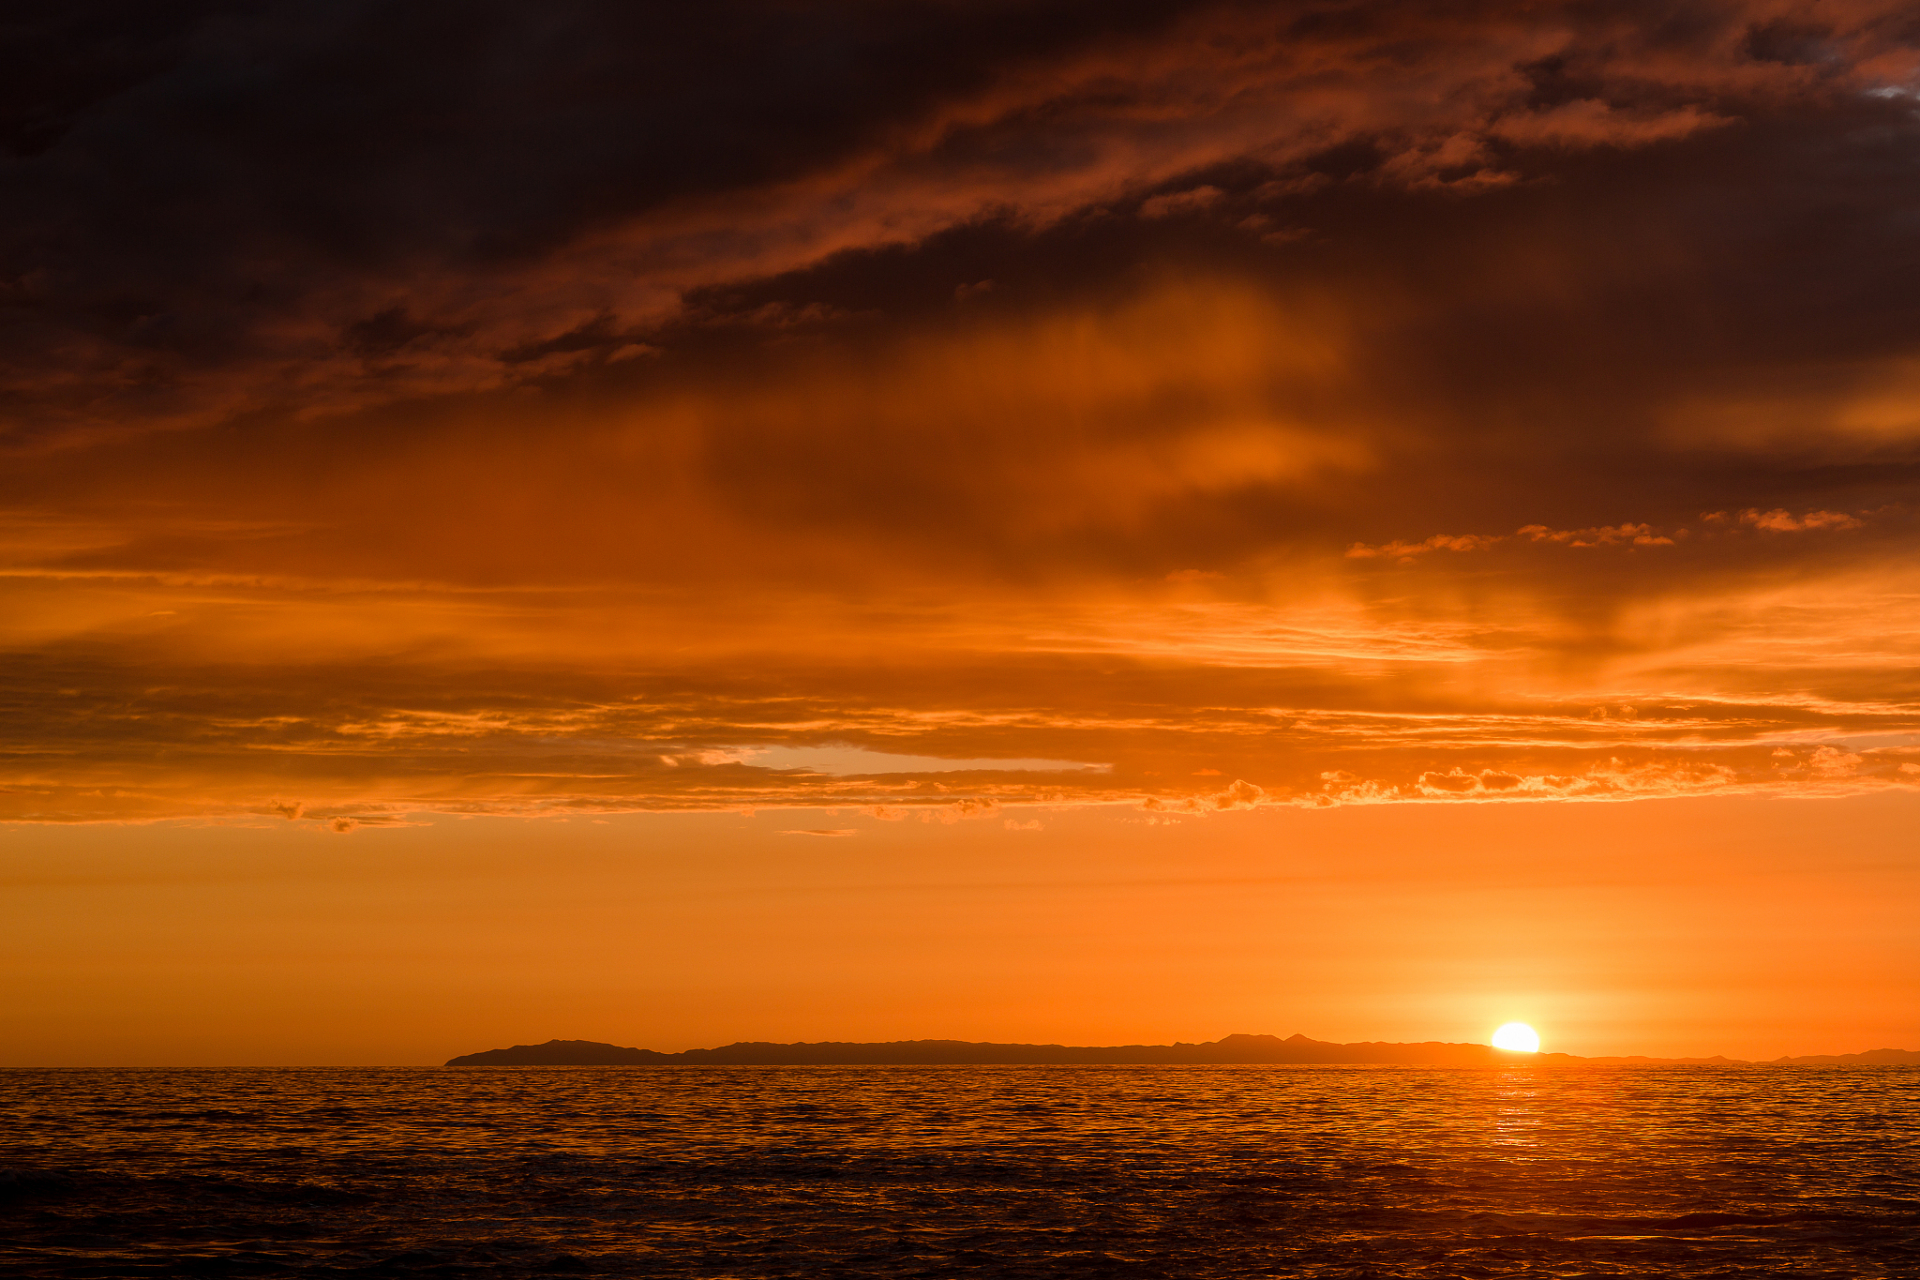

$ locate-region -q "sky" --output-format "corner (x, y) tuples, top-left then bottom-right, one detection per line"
(4, 0), (1919, 1064)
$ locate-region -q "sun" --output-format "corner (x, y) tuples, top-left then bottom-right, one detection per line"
(1491, 1022), (1541, 1053)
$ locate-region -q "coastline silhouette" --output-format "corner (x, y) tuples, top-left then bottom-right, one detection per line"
(445, 1033), (1920, 1067)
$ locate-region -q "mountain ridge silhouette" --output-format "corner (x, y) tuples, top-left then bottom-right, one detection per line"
(444, 1033), (1920, 1067)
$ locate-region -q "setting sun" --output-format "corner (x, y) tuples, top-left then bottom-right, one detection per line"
(1492, 1023), (1541, 1053)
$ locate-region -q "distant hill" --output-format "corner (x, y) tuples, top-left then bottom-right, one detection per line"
(1768, 1048), (1920, 1066)
(444, 1033), (1920, 1067)
(446, 1033), (1535, 1066)
(448, 1039), (676, 1065)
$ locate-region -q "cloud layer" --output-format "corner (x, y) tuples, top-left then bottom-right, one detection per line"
(4, 1), (1919, 822)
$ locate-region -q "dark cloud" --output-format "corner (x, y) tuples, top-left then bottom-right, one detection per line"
(7, 0), (1915, 442)
(1, 0), (1198, 441)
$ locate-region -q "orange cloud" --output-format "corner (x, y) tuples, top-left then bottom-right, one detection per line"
(1519, 523), (1675, 547)
(1345, 534), (1504, 560)
(1736, 508), (1864, 531)
(4, 5), (1920, 832)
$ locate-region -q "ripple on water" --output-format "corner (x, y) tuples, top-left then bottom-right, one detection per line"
(1, 1065), (1917, 1277)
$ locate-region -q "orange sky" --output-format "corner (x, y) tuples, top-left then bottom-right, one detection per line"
(5, 794), (1916, 1065)
(3, 1), (1918, 1063)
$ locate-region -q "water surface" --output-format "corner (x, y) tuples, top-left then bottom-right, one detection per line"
(3, 1065), (1915, 1276)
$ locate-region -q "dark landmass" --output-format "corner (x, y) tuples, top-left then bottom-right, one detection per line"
(444, 1033), (1920, 1067)
(1767, 1048), (1920, 1066)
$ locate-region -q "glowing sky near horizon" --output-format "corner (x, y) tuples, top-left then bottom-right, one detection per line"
(3, 1), (1919, 1063)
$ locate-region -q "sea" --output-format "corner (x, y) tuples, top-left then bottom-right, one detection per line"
(2, 1065), (1915, 1278)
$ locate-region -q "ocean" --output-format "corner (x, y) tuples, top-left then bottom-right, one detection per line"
(2, 1065), (1915, 1277)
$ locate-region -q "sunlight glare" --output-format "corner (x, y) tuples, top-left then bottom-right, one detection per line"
(1492, 1022), (1541, 1053)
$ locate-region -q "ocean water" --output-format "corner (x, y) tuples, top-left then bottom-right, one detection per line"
(2, 1066), (1916, 1278)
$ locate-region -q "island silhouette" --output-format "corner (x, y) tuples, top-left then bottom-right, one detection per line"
(445, 1033), (1920, 1067)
